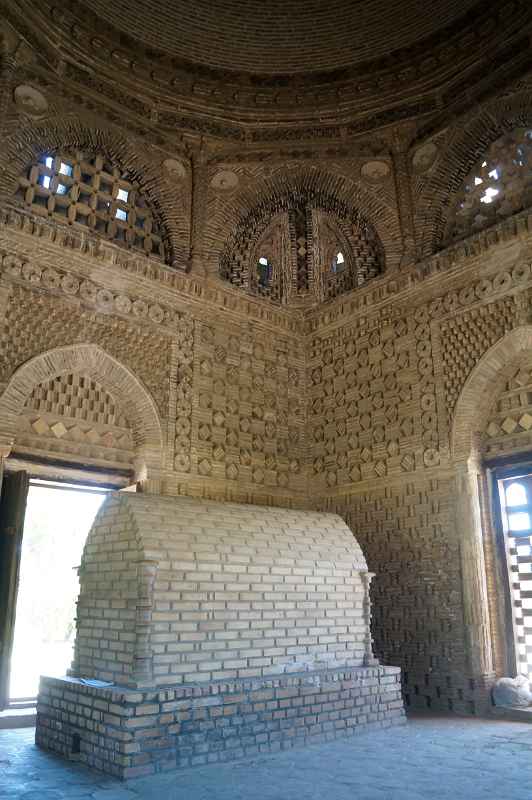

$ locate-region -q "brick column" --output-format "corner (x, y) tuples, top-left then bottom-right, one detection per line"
(131, 558), (158, 687)
(391, 126), (418, 269)
(133, 445), (162, 494)
(454, 451), (495, 684)
(361, 571), (379, 666)
(0, 441), (13, 498)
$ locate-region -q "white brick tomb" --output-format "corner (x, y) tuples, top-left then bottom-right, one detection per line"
(36, 494), (405, 777)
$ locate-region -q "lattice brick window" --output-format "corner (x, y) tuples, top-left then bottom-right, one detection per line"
(18, 152), (165, 259)
(446, 128), (532, 244)
(498, 475), (532, 681)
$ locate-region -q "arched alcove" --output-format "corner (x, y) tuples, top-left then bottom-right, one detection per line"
(451, 326), (532, 684)
(452, 326), (532, 463)
(0, 344), (163, 490)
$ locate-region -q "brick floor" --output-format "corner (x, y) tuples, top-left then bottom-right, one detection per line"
(0, 713), (530, 799)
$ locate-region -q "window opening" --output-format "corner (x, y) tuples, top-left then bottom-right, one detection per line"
(9, 479), (108, 701)
(506, 482), (528, 506)
(331, 251), (345, 274)
(448, 127), (532, 243)
(18, 152), (165, 259)
(480, 187), (499, 204)
(59, 161), (73, 177)
(257, 256), (272, 289)
(497, 472), (532, 680)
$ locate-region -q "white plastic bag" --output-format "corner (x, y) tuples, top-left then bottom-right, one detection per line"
(492, 675), (532, 707)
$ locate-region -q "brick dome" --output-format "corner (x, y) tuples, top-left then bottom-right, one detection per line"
(83, 0), (479, 75)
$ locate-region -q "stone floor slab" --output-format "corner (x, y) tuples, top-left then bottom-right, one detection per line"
(1, 713), (532, 799)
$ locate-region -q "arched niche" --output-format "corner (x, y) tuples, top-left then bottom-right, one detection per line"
(450, 326), (532, 690)
(452, 327), (532, 464)
(0, 344), (163, 492)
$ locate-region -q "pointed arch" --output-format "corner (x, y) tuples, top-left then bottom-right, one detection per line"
(452, 326), (532, 463)
(208, 166), (400, 280)
(414, 88), (532, 257)
(0, 344), (164, 486)
(0, 113), (190, 269)
(218, 169), (388, 303)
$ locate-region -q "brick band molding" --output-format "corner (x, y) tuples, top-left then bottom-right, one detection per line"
(0, 344), (163, 484)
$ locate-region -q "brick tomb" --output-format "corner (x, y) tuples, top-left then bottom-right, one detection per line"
(36, 495), (405, 777)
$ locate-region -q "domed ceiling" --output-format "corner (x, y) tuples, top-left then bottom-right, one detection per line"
(83, 0), (479, 75)
(6, 0), (530, 139)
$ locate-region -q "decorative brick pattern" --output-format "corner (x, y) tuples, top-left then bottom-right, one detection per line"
(414, 90), (532, 257)
(0, 285), (171, 416)
(317, 478), (477, 712)
(191, 320), (305, 492)
(15, 373), (135, 469)
(0, 343), (164, 487)
(0, 116), (191, 270)
(0, 252), (182, 331)
(219, 185), (384, 305)
(445, 128), (532, 245)
(483, 359), (532, 459)
(307, 307), (441, 491)
(440, 297), (517, 425)
(0, 32), (532, 755)
(173, 316), (194, 474)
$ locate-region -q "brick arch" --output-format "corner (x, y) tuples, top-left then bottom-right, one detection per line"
(0, 344), (163, 485)
(0, 113), (190, 269)
(452, 326), (532, 463)
(204, 165), (401, 277)
(414, 88), (532, 258)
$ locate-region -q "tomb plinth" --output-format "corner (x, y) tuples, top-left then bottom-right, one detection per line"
(36, 494), (405, 778)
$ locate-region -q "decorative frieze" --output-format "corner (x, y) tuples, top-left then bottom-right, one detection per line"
(0, 251), (183, 333)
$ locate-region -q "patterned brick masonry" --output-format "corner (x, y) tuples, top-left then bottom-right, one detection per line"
(35, 494), (405, 777)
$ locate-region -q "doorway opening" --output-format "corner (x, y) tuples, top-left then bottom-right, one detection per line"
(494, 465), (532, 681)
(9, 479), (108, 702)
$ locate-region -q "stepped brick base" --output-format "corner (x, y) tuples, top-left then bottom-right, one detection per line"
(36, 666), (405, 779)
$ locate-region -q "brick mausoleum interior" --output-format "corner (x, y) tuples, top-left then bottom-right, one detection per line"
(1, 0), (532, 779)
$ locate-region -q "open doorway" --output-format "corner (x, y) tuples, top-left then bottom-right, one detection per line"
(9, 479), (108, 703)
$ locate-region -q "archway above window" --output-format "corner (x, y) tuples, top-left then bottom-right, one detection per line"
(17, 152), (165, 260)
(445, 128), (532, 244)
